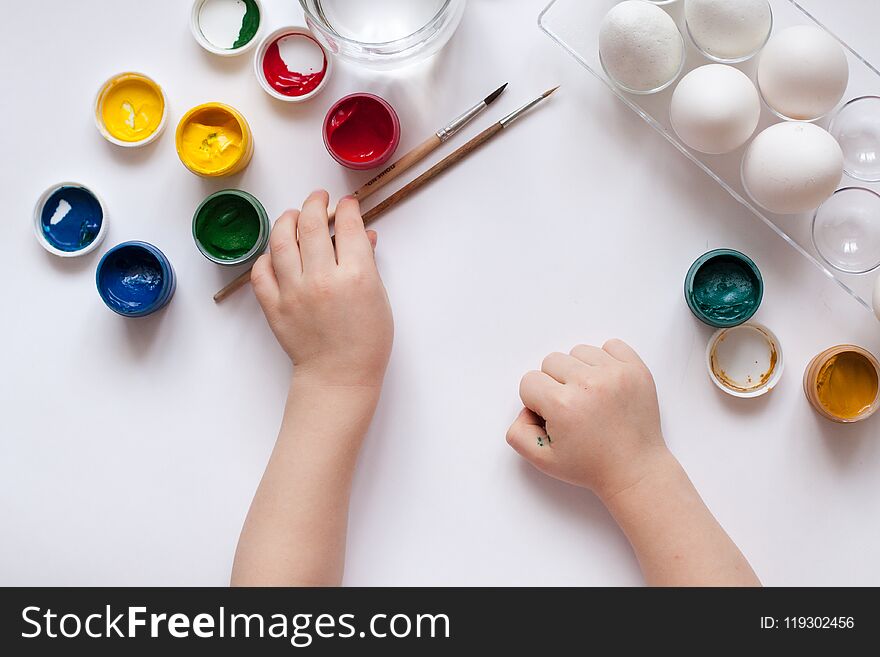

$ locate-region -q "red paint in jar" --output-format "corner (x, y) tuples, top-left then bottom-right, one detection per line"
(323, 93), (401, 170)
(262, 32), (328, 98)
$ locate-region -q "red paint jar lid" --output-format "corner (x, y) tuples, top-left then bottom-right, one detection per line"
(255, 27), (332, 103)
(323, 93), (401, 170)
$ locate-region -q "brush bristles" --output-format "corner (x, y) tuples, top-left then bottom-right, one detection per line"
(484, 83), (509, 106)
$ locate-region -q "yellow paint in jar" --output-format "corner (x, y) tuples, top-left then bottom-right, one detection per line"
(804, 345), (880, 423)
(176, 103), (254, 177)
(96, 73), (166, 146)
(815, 351), (879, 420)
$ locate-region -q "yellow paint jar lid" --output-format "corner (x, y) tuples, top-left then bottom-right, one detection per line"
(176, 102), (254, 177)
(95, 72), (168, 147)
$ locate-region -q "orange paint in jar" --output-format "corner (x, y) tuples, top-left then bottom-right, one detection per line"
(804, 345), (880, 423)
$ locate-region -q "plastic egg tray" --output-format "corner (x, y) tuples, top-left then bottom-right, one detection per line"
(539, 0), (880, 313)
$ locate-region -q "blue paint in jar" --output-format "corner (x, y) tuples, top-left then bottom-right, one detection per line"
(96, 241), (176, 317)
(40, 185), (103, 252)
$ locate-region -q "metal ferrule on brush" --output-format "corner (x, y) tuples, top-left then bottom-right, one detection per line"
(499, 87), (559, 128)
(499, 97), (544, 128)
(436, 102), (486, 142)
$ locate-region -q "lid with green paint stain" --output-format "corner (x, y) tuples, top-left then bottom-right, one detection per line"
(684, 249), (764, 328)
(193, 189), (270, 266)
(191, 0), (262, 56)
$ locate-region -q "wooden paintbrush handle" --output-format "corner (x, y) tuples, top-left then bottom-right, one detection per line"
(214, 137), (442, 303)
(328, 135), (442, 222)
(214, 267), (252, 303)
(214, 124), (503, 303)
(357, 135), (442, 203)
(362, 122), (503, 226)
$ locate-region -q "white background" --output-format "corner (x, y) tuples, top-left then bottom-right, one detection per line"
(2, 0), (880, 586)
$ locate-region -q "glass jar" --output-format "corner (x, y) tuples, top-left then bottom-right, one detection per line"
(299, 0), (467, 69)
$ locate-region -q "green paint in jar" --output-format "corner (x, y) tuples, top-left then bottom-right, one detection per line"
(193, 189), (269, 266)
(684, 249), (764, 328)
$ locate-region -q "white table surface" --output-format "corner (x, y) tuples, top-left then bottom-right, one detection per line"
(3, 0), (880, 587)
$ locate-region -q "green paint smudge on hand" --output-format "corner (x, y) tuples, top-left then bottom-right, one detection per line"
(234, 0), (261, 49)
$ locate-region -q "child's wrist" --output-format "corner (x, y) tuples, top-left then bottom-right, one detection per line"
(596, 444), (679, 506)
(282, 372), (384, 456)
(292, 361), (387, 390)
(289, 367), (385, 410)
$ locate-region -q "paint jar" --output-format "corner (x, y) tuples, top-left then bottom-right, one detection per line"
(94, 72), (168, 147)
(176, 103), (254, 178)
(300, 0), (466, 70)
(706, 323), (784, 398)
(191, 0), (262, 56)
(96, 242), (176, 318)
(685, 249), (764, 328)
(34, 182), (107, 257)
(323, 93), (401, 170)
(255, 27), (332, 102)
(803, 345), (880, 423)
(193, 190), (269, 266)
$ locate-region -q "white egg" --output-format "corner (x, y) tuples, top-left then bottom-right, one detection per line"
(742, 122), (843, 215)
(757, 25), (849, 120)
(670, 65), (760, 154)
(599, 1), (684, 93)
(685, 0), (772, 61)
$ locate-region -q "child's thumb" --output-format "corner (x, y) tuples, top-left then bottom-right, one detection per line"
(505, 408), (553, 467)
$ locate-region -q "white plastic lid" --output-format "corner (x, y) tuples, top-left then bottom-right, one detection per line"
(706, 323), (784, 398)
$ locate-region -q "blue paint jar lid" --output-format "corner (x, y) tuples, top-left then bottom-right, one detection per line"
(96, 241), (176, 318)
(684, 249), (764, 328)
(33, 182), (108, 257)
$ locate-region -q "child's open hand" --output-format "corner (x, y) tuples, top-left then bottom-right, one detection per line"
(251, 190), (393, 388)
(506, 340), (669, 500)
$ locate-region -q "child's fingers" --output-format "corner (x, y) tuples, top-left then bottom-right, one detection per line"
(250, 254), (280, 309)
(519, 370), (563, 418)
(518, 406), (545, 428)
(541, 352), (590, 384)
(269, 210), (302, 283)
(334, 197), (374, 267)
(297, 190), (335, 275)
(506, 407), (553, 464)
(366, 230), (378, 251)
(570, 344), (614, 366)
(602, 338), (645, 365)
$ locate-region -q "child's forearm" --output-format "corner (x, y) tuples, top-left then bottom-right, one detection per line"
(602, 448), (761, 587)
(231, 375), (381, 586)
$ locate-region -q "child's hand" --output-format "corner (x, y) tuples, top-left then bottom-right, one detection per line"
(235, 191), (393, 586)
(506, 339), (669, 500)
(506, 340), (761, 586)
(251, 190), (393, 388)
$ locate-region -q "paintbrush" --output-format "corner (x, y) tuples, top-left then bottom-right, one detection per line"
(358, 86), (560, 225)
(213, 83), (508, 303)
(213, 86), (558, 303)
(329, 82), (508, 220)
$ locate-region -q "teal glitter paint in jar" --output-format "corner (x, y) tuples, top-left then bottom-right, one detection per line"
(684, 249), (764, 328)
